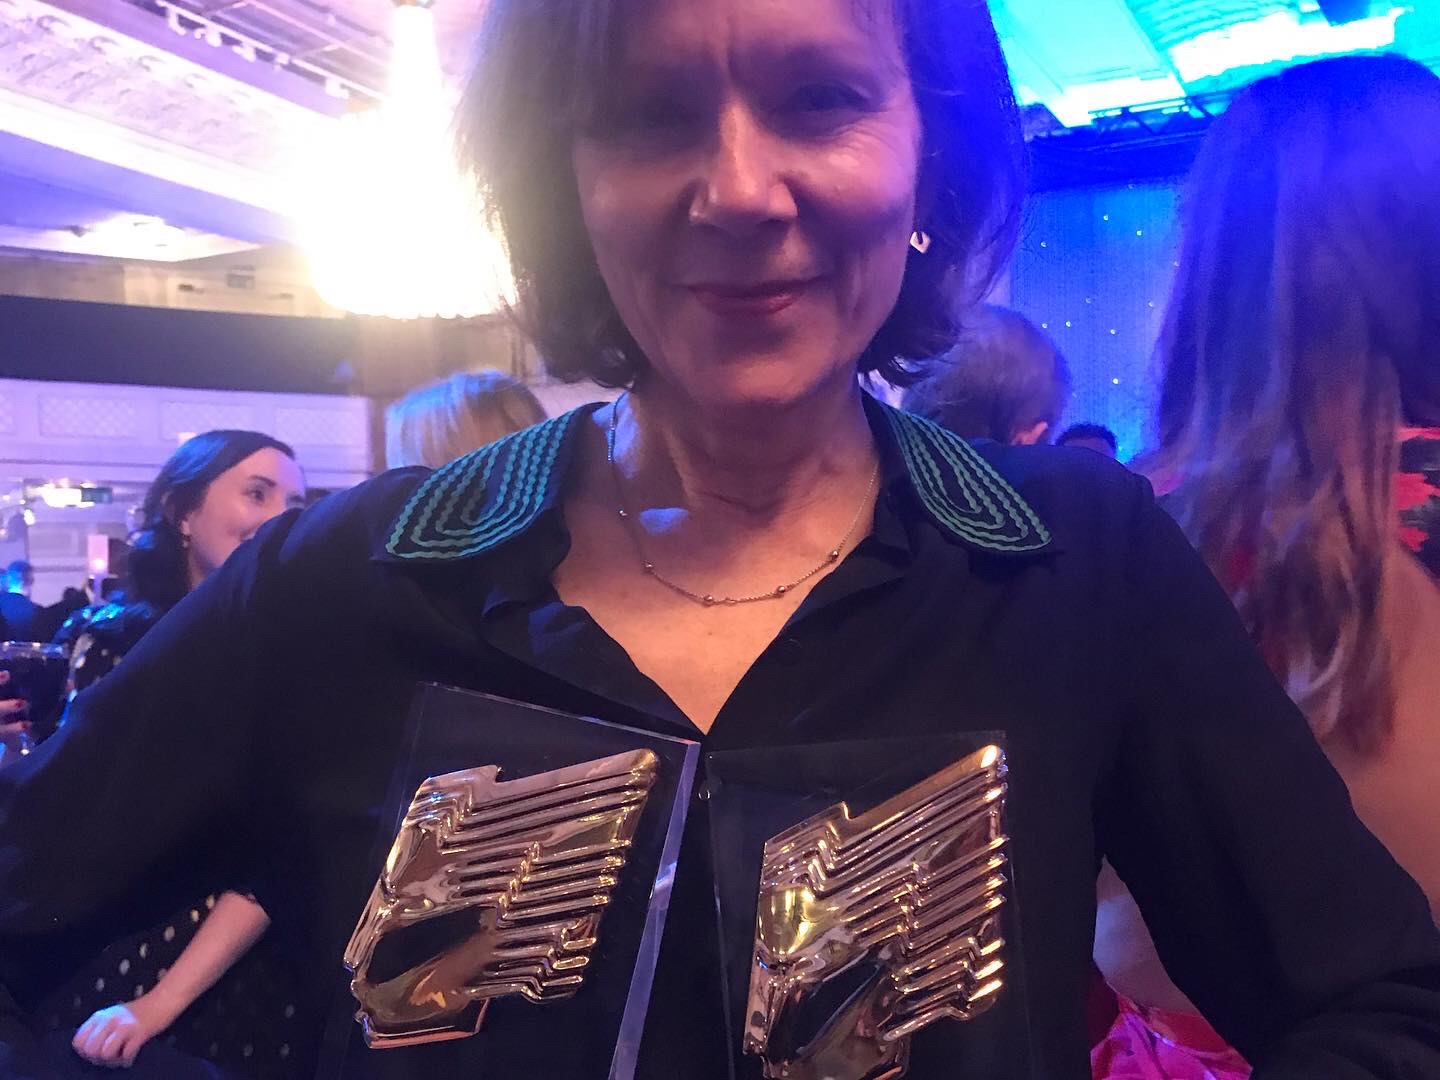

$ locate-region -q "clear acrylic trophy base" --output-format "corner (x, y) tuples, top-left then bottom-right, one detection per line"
(707, 733), (1035, 1080)
(319, 684), (699, 1079)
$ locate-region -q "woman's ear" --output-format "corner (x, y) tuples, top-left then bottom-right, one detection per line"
(164, 494), (192, 540)
(912, 153), (939, 242)
(1011, 420), (1051, 447)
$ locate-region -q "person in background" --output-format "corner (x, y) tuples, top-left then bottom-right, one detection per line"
(1094, 54), (1440, 1080)
(0, 674), (27, 761)
(385, 369), (547, 469)
(901, 304), (1070, 445)
(44, 587), (89, 640)
(0, 562), (43, 642)
(53, 430), (305, 1072)
(0, 564), (76, 756)
(1056, 423), (1119, 459)
(56, 432), (304, 698)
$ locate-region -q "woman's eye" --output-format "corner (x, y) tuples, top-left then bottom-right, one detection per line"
(599, 96), (699, 137)
(245, 488), (267, 505)
(636, 99), (693, 127)
(786, 84), (865, 115)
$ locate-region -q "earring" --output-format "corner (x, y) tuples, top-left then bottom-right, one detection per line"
(909, 230), (931, 255)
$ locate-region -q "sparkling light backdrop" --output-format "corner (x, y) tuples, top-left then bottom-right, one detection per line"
(1009, 182), (1182, 462)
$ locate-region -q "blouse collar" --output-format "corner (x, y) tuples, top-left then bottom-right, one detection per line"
(379, 396), (1053, 564)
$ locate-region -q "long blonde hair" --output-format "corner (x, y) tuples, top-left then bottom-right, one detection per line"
(386, 371), (547, 469)
(1149, 55), (1440, 754)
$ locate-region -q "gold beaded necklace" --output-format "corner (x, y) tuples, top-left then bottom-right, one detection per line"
(605, 394), (879, 607)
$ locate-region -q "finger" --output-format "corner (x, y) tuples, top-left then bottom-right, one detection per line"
(72, 1017), (97, 1052)
(74, 1014), (105, 1054)
(120, 1031), (144, 1068)
(82, 1017), (118, 1060)
(75, 1032), (105, 1064)
(99, 1027), (127, 1063)
(0, 700), (28, 717)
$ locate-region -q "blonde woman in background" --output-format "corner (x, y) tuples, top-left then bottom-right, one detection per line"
(385, 370), (547, 469)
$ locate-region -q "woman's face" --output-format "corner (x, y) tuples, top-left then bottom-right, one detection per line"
(572, 0), (921, 414)
(180, 448), (305, 587)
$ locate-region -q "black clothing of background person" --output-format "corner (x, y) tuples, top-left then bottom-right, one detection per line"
(0, 595), (43, 645)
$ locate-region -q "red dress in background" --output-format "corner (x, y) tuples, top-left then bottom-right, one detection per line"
(1397, 426), (1440, 578)
(1091, 428), (1440, 1080)
(1090, 989), (1250, 1080)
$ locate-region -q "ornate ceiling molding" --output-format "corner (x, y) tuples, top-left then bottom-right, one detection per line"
(0, 0), (334, 215)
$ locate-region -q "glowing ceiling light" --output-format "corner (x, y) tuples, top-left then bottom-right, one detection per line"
(1042, 74), (1188, 128)
(1169, 7), (1407, 82)
(32, 484), (86, 509)
(301, 2), (513, 320)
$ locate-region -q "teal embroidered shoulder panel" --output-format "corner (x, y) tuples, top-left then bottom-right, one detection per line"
(384, 400), (1051, 561)
(880, 404), (1052, 553)
(384, 408), (583, 560)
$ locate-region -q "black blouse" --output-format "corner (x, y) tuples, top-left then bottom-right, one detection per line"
(2, 398), (1438, 1079)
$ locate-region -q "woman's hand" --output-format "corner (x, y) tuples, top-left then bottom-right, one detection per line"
(71, 995), (175, 1069)
(0, 671), (30, 753)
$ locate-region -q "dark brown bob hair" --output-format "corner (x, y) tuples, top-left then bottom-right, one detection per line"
(457, 0), (1026, 388)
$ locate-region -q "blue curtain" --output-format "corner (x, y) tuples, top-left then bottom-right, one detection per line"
(1009, 182), (1181, 461)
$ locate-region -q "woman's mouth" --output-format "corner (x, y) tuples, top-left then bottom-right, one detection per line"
(684, 279), (817, 317)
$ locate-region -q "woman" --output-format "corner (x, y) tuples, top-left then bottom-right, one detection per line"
(1, 4), (1438, 1078)
(1094, 54), (1440, 1079)
(57, 430), (306, 698)
(53, 431), (305, 1073)
(901, 305), (1071, 446)
(385, 369), (547, 469)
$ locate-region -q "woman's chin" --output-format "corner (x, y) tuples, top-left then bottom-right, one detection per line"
(650, 351), (857, 416)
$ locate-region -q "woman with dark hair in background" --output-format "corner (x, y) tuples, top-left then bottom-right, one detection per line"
(52, 430), (305, 1073)
(1095, 54), (1440, 1079)
(57, 430), (305, 697)
(2, 4), (1440, 1078)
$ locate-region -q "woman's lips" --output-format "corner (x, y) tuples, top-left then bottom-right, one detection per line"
(684, 279), (817, 317)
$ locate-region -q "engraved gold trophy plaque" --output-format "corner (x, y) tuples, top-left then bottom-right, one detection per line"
(707, 735), (1033, 1080)
(320, 686), (699, 1079)
(345, 749), (661, 1047)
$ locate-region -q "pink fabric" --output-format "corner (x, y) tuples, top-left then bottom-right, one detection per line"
(1091, 993), (1250, 1080)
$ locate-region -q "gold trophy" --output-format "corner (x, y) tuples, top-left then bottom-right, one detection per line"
(743, 746), (1010, 1080)
(344, 748), (660, 1048)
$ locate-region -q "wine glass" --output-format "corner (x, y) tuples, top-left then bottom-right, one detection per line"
(0, 641), (68, 761)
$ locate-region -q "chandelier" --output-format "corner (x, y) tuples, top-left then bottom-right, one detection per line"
(301, 1), (513, 320)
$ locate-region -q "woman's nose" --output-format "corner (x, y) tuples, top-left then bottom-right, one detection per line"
(688, 103), (797, 237)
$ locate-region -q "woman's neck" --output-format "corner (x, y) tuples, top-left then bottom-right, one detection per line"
(615, 379), (877, 528)
(185, 556), (206, 594)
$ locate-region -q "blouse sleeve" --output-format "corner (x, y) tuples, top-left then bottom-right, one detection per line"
(1097, 474), (1440, 1078)
(0, 504), (306, 1009)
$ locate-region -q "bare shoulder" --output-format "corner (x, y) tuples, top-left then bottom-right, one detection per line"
(1329, 548), (1440, 919)
(1389, 549), (1440, 671)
